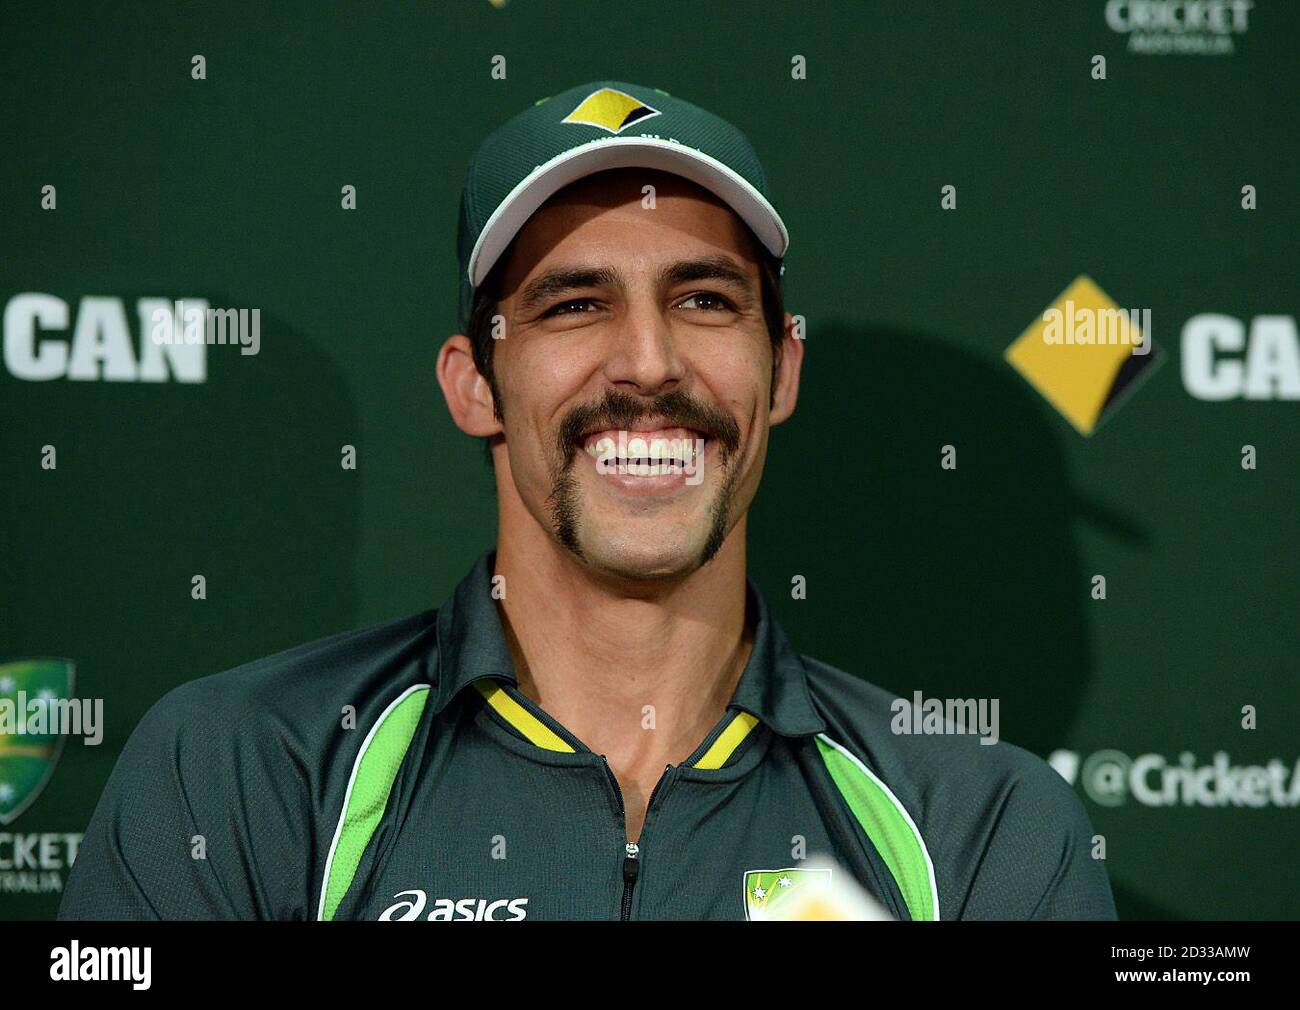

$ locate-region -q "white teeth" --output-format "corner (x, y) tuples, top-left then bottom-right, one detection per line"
(584, 429), (705, 475)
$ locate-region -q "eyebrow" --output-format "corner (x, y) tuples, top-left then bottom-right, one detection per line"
(659, 255), (755, 292)
(518, 267), (619, 312)
(516, 255), (757, 314)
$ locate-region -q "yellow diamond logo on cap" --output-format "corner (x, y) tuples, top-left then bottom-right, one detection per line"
(562, 87), (661, 134)
(1005, 274), (1160, 436)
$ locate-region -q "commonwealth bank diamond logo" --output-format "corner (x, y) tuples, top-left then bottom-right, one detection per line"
(1005, 275), (1163, 436)
(562, 87), (661, 134)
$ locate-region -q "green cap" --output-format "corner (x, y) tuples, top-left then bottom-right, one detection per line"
(456, 80), (788, 329)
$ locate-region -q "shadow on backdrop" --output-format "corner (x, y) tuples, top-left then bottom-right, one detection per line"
(2, 301), (361, 920)
(4, 300), (364, 734)
(749, 322), (1166, 920)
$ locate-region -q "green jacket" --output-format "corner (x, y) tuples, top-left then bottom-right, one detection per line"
(60, 552), (1116, 921)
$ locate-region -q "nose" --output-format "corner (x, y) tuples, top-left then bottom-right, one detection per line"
(600, 296), (685, 398)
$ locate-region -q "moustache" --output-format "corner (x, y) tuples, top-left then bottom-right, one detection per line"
(555, 388), (741, 465)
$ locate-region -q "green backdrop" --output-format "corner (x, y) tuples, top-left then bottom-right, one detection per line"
(2, 0), (1297, 920)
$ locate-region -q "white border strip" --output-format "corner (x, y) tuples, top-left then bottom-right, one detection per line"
(817, 732), (941, 921)
(316, 683), (431, 921)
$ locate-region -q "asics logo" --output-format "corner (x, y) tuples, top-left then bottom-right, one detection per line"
(378, 889), (529, 921)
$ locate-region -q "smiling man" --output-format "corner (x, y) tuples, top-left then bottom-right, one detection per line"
(60, 81), (1117, 921)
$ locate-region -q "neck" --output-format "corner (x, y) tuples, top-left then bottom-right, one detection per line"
(494, 525), (752, 759)
(492, 510), (753, 836)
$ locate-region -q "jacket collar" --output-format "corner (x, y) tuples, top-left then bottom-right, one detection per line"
(432, 550), (826, 738)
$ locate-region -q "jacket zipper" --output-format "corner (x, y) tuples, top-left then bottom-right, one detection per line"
(602, 756), (673, 921)
(620, 842), (640, 921)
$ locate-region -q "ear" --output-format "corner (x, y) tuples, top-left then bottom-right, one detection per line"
(437, 333), (503, 437)
(769, 311), (804, 426)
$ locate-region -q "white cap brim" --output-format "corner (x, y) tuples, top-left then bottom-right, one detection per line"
(467, 136), (789, 287)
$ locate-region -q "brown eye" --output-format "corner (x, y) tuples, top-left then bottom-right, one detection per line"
(545, 299), (596, 317)
(679, 292), (734, 312)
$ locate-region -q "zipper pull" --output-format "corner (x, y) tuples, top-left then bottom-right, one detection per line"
(622, 841), (640, 884)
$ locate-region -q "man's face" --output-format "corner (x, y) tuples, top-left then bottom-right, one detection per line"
(488, 168), (793, 581)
